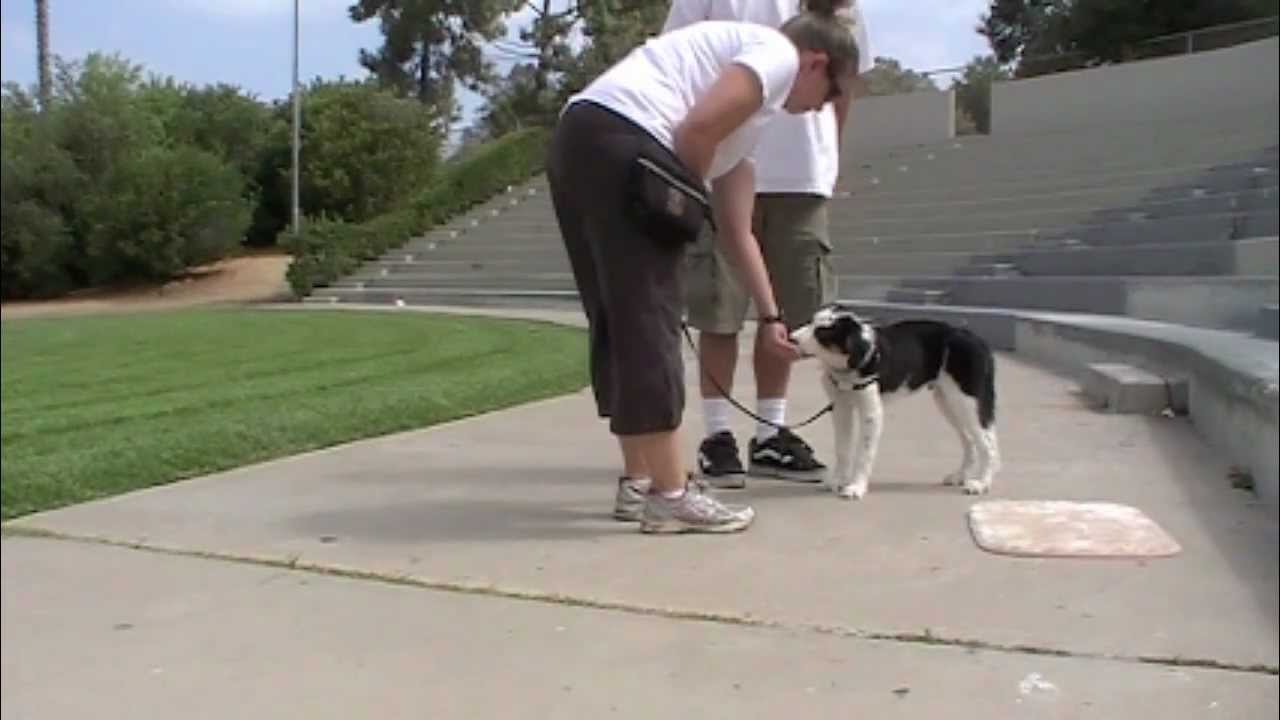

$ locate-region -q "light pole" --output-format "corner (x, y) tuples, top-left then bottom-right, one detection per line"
(291, 0), (301, 236)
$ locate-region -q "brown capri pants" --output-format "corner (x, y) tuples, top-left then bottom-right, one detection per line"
(546, 100), (688, 436)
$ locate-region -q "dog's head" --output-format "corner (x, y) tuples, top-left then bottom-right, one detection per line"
(790, 304), (879, 376)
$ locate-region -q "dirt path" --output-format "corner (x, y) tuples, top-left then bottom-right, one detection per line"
(1, 253), (294, 320)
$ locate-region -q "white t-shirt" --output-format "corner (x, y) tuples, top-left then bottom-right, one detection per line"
(663, 0), (874, 196)
(566, 21), (799, 182)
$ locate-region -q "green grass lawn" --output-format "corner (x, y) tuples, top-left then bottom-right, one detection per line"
(0, 308), (587, 520)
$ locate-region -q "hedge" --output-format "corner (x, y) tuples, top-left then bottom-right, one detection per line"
(284, 126), (551, 297)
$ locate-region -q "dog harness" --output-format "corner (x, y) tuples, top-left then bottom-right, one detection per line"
(828, 369), (879, 392)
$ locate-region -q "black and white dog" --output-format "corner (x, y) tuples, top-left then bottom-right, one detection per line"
(789, 304), (1000, 500)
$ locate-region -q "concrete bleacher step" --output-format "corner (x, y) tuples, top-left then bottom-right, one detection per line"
(979, 237), (1279, 277)
(389, 242), (564, 262)
(849, 136), (1274, 178)
(836, 231), (1041, 254)
(1258, 304), (1279, 340)
(954, 263), (1021, 278)
(884, 288), (950, 305)
(1237, 210), (1280, 238)
(829, 251), (981, 276)
(1044, 213), (1240, 247)
(355, 257), (573, 277)
(846, 162), (1272, 206)
(333, 273), (575, 292)
(907, 275), (1279, 331)
(1079, 363), (1189, 414)
(306, 286), (580, 309)
(846, 144), (1278, 197)
(838, 209), (1276, 254)
(851, 115), (1274, 164)
(1093, 186), (1277, 222)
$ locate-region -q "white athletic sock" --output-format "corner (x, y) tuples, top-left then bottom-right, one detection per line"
(621, 474), (651, 489)
(703, 397), (732, 437)
(756, 398), (786, 442)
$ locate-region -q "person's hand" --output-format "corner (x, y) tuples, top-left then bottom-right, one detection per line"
(759, 319), (801, 362)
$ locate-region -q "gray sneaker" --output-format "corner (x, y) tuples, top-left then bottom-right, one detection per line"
(613, 476), (650, 521)
(640, 482), (755, 534)
(615, 475), (712, 521)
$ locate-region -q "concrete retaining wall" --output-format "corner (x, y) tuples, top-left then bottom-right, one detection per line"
(991, 37), (1280, 136)
(988, 237), (1279, 278)
(914, 276), (1279, 332)
(841, 90), (955, 162)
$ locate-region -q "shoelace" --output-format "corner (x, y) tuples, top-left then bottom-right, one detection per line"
(775, 430), (815, 461)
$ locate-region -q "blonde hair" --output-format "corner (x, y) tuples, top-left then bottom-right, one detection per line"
(780, 0), (861, 78)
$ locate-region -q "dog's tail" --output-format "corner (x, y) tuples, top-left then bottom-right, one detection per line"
(944, 326), (996, 428)
(978, 351), (996, 428)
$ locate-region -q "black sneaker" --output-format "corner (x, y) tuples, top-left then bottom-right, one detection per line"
(697, 431), (747, 489)
(748, 428), (827, 482)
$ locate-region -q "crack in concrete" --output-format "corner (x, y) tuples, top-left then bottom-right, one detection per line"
(6, 524), (1277, 677)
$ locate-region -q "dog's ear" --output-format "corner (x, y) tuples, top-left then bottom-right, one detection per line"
(842, 319), (864, 368)
(845, 320), (882, 373)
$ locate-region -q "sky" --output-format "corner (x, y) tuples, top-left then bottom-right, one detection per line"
(1, 0), (992, 141)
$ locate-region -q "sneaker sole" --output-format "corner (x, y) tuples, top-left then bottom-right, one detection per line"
(613, 507), (643, 522)
(640, 515), (754, 533)
(747, 462), (827, 483)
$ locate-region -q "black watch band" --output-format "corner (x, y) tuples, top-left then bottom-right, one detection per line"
(759, 314), (785, 325)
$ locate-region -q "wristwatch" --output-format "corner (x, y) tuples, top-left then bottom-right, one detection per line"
(759, 313), (786, 325)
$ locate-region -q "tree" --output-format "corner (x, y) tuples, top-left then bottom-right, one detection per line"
(293, 79), (445, 223)
(860, 57), (938, 96)
(979, 0), (1280, 77)
(349, 0), (520, 133)
(35, 0), (51, 109)
(950, 55), (1012, 134)
(516, 0), (580, 96)
(555, 0), (669, 106)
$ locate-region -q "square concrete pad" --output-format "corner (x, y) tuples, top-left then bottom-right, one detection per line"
(969, 500), (1183, 558)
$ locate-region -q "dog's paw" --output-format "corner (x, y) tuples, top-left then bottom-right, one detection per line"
(962, 479), (990, 495)
(835, 481), (868, 500)
(942, 470), (967, 486)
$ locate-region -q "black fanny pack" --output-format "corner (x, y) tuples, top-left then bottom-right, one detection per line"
(627, 148), (716, 246)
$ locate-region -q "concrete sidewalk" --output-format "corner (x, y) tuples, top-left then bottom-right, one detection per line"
(3, 306), (1278, 718)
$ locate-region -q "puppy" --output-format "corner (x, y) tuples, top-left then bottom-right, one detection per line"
(789, 303), (1000, 499)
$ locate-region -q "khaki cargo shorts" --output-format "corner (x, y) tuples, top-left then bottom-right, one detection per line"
(685, 193), (836, 334)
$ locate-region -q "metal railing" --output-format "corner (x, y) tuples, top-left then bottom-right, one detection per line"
(1015, 15), (1278, 78)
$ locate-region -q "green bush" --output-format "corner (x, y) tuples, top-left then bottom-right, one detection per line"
(2, 53), (456, 300)
(0, 200), (77, 299)
(282, 210), (420, 296)
(1, 53), (266, 299)
(413, 126), (551, 225)
(284, 126), (551, 297)
(81, 145), (251, 283)
(1, 88), (88, 297)
(299, 80), (444, 223)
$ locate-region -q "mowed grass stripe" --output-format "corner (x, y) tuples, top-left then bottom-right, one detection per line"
(2, 342), (507, 441)
(1, 309), (588, 520)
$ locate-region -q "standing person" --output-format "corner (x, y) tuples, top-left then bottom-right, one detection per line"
(663, 0), (872, 488)
(546, 6), (863, 533)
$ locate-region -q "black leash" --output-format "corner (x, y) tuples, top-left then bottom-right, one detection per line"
(679, 322), (834, 431)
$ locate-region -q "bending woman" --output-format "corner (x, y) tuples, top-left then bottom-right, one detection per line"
(546, 0), (861, 534)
